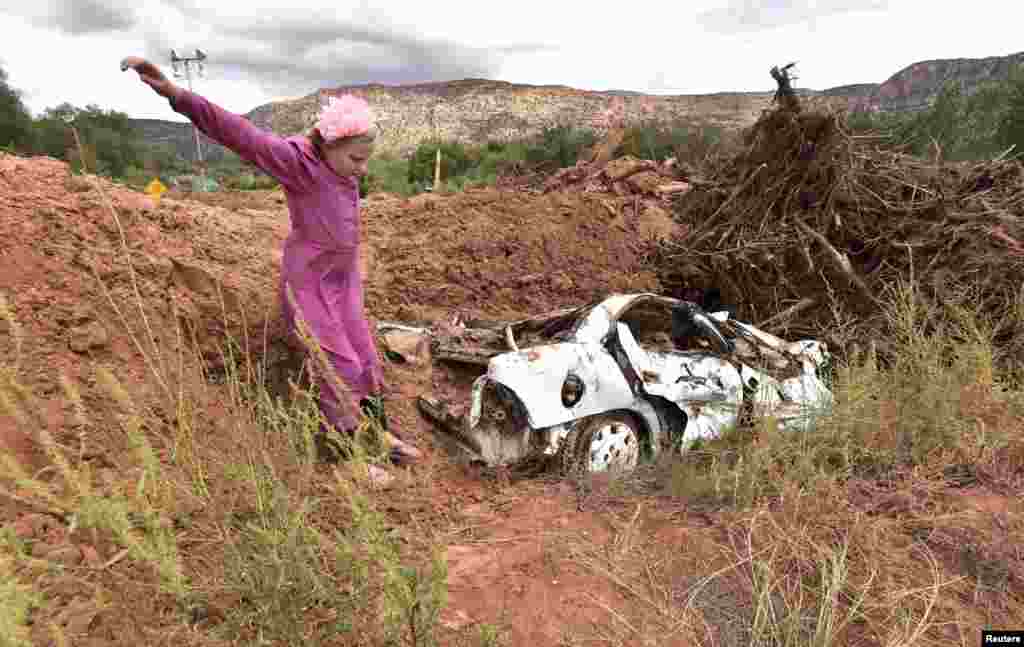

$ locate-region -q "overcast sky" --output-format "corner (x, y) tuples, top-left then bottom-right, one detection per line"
(1, 0), (1020, 123)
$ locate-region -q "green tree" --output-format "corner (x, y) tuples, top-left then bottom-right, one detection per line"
(895, 81), (966, 157)
(31, 102), (144, 177)
(847, 76), (1018, 161)
(995, 69), (1024, 153)
(0, 64), (36, 152)
(407, 140), (473, 186)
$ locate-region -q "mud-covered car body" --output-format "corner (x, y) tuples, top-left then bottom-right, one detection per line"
(463, 293), (833, 470)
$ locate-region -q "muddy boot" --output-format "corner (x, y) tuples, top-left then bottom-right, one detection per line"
(316, 426), (395, 487)
(359, 397), (422, 466)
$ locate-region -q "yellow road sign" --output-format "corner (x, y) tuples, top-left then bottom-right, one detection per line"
(146, 177), (167, 205)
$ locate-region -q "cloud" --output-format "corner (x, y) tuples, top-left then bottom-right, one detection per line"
(697, 0), (887, 33)
(2, 0), (137, 35)
(4, 0), (546, 99)
(133, 4), (548, 99)
(495, 43), (560, 56)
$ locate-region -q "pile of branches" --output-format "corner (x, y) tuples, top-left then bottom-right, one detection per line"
(652, 68), (1024, 361)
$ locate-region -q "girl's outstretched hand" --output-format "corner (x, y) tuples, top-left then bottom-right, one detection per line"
(120, 57), (180, 100)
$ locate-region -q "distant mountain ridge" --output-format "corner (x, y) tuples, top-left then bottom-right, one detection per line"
(129, 118), (233, 165)
(820, 51), (1024, 112)
(129, 51), (1024, 165)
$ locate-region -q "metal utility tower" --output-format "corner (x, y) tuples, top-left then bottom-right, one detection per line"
(170, 48), (208, 179)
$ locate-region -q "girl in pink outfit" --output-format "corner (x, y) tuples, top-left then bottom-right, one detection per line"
(121, 57), (420, 481)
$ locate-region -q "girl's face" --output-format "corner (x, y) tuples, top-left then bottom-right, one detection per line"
(324, 139), (373, 179)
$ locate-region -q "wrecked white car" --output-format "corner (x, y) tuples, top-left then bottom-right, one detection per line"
(414, 293), (833, 474)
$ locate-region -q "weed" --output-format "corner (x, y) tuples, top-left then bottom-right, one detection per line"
(0, 550), (42, 647)
(336, 471), (449, 646)
(219, 480), (357, 645)
(664, 278), (1017, 508)
(367, 155), (417, 196)
(474, 622), (506, 647)
(1, 127), (453, 646)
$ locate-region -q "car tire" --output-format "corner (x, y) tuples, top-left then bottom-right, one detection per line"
(558, 412), (642, 476)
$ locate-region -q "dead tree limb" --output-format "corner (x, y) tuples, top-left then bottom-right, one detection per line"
(771, 63), (801, 113)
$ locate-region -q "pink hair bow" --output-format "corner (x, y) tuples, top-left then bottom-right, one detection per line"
(314, 94), (375, 142)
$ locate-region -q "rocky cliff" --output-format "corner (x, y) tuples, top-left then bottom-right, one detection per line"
(243, 79), (775, 157)
(129, 51), (1024, 163)
(131, 80), (777, 163)
(823, 51), (1024, 112)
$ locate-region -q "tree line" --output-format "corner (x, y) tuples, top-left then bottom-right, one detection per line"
(0, 64), (259, 188)
(846, 71), (1024, 161)
(4, 62), (1024, 195)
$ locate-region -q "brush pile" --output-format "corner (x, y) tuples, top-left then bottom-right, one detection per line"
(652, 70), (1024, 361)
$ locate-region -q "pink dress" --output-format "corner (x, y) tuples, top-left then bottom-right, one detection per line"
(170, 89), (381, 430)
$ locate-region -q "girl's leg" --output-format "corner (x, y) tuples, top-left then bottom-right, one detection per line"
(312, 350), (362, 463)
(313, 350), (421, 467)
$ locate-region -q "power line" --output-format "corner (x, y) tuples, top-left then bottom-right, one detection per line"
(170, 48), (208, 188)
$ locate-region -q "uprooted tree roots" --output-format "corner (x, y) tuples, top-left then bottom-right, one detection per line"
(652, 69), (1024, 365)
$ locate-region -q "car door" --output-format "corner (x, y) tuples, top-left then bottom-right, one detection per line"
(615, 320), (745, 444)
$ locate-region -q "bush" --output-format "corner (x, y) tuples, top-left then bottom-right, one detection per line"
(365, 156), (415, 196)
(249, 173), (280, 190)
(995, 69), (1024, 153)
(31, 103), (145, 177)
(523, 125), (597, 170)
(847, 73), (1024, 161)
(469, 141), (529, 180)
(407, 140), (474, 186)
(618, 118), (728, 165)
(0, 65), (35, 154)
(664, 279), (1022, 507)
(238, 173), (257, 191)
(121, 164), (149, 189)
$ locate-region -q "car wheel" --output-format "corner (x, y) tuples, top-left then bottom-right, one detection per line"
(559, 412), (642, 475)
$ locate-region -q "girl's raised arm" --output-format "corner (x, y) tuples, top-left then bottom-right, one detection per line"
(121, 56), (315, 192)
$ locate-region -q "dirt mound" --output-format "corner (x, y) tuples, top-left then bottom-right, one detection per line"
(362, 188), (663, 325)
(541, 154), (692, 200)
(163, 187), (286, 212)
(653, 100), (1024, 356)
(0, 152), (671, 466)
(0, 153), (292, 467)
(3, 151), (1023, 647)
(0, 154), (675, 646)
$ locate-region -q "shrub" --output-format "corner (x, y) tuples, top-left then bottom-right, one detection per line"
(523, 125), (597, 170)
(121, 164), (149, 189)
(408, 140), (474, 186)
(0, 65), (35, 154)
(365, 156), (415, 196)
(846, 73), (1024, 161)
(995, 69), (1024, 154)
(615, 117), (729, 165)
(249, 173), (279, 190)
